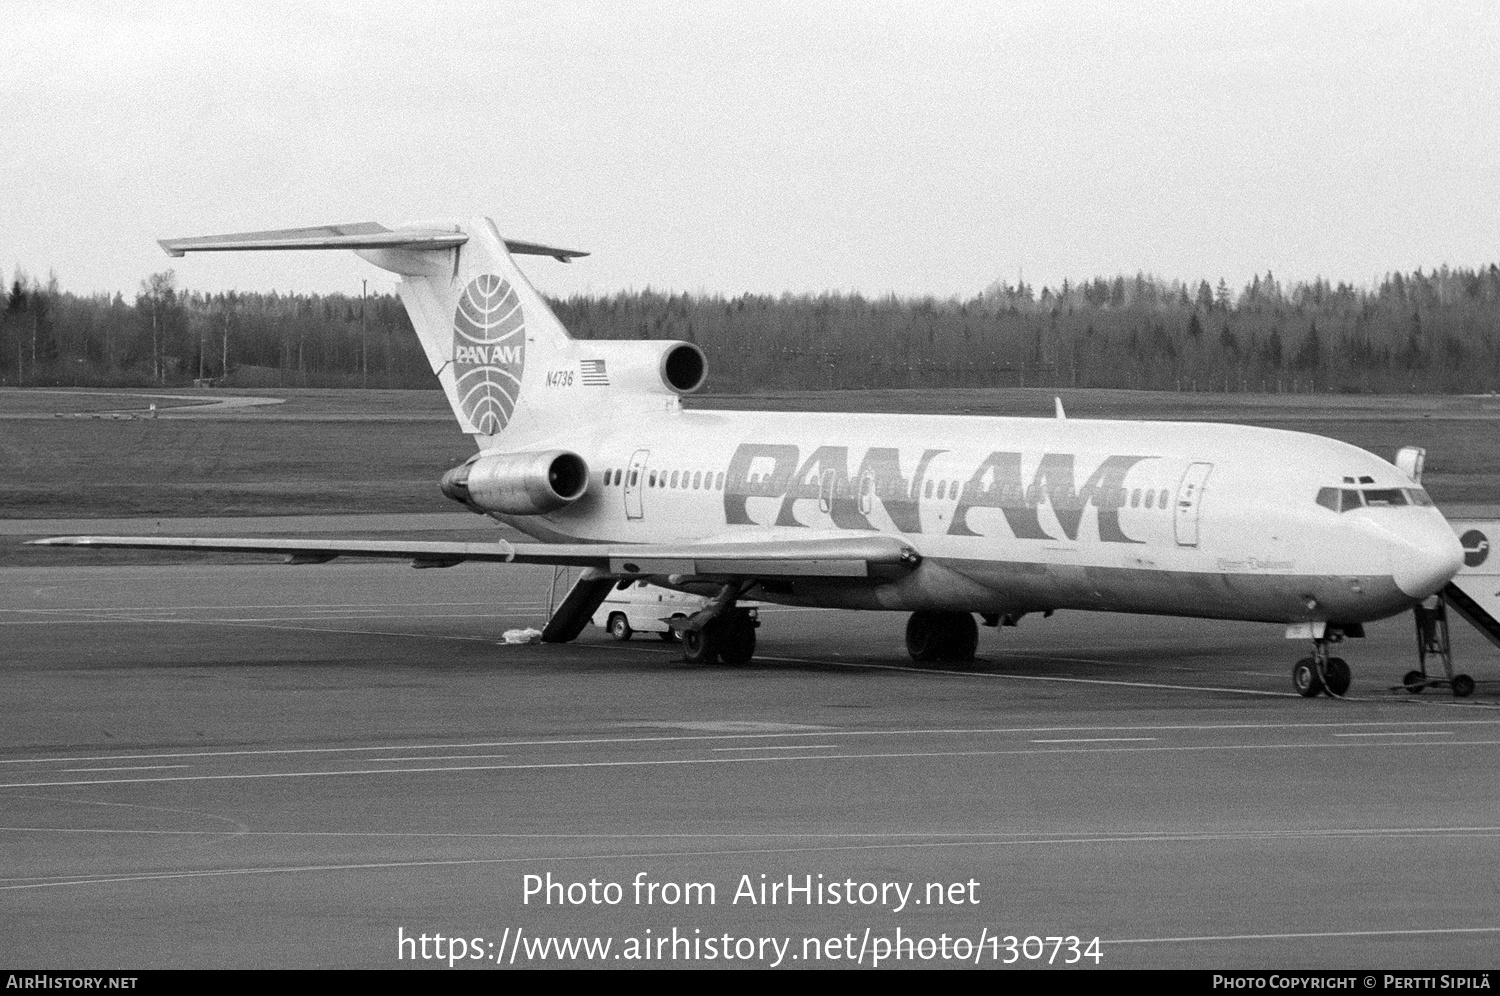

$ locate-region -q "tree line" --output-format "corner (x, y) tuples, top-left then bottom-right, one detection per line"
(4, 263), (1500, 394)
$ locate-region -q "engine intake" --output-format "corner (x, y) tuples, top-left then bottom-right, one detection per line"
(660, 342), (707, 394)
(441, 449), (589, 516)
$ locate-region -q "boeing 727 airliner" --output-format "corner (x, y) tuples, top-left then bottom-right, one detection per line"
(34, 218), (1477, 697)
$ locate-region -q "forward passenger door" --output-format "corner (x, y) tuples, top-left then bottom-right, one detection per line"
(624, 449), (649, 520)
(1174, 462), (1213, 547)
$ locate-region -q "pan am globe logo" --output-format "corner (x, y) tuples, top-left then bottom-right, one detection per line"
(452, 274), (525, 435)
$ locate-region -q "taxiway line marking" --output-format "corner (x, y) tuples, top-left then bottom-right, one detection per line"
(1332, 731), (1453, 737)
(5, 740), (1500, 790)
(4, 719), (1499, 766)
(0, 613), (544, 627)
(6, 824), (1500, 840)
(586, 641), (1496, 704)
(361, 755), (509, 762)
(0, 600), (519, 614)
(57, 765), (191, 772)
(1030, 737), (1158, 743)
(710, 745), (842, 751)
(7, 830), (1500, 892)
(738, 651), (1302, 698)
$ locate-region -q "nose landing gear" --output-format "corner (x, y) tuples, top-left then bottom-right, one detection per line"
(1291, 633), (1352, 698)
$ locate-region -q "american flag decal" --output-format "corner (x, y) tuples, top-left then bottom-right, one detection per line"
(580, 359), (609, 386)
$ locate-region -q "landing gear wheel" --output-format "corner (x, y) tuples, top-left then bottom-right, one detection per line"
(947, 613), (979, 662)
(717, 610), (758, 666)
(905, 611), (979, 664)
(1402, 670), (1426, 694)
(1452, 674), (1475, 698)
(1322, 658), (1351, 697)
(681, 619), (721, 665)
(905, 612), (944, 664)
(1292, 657), (1324, 698)
(661, 615), (685, 642)
(607, 613), (632, 641)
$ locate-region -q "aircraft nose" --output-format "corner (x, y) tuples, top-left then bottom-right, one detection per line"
(1388, 514), (1464, 599)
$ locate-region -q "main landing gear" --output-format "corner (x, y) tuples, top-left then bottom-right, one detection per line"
(673, 582), (759, 666)
(905, 611), (979, 665)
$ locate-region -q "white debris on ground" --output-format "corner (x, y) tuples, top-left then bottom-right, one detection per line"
(502, 628), (543, 644)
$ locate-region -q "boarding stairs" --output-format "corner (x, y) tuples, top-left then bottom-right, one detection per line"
(1401, 518), (1500, 697)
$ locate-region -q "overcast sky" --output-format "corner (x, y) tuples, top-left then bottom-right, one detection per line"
(2, 0), (1497, 301)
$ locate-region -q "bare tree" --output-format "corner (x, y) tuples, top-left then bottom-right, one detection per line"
(138, 270), (176, 384)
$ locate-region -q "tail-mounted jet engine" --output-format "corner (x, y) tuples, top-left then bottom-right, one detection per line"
(441, 449), (589, 516)
(580, 340), (707, 396)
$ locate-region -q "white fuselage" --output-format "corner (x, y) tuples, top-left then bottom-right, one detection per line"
(495, 409), (1464, 626)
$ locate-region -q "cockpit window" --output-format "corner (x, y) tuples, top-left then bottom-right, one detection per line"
(1362, 488), (1408, 507)
(1321, 485), (1430, 511)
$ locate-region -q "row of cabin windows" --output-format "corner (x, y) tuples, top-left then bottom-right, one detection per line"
(917, 479), (1175, 511)
(597, 467), (1176, 511)
(1315, 486), (1434, 513)
(601, 467), (727, 491)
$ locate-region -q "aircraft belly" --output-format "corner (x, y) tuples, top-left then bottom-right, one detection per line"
(868, 559), (1412, 624)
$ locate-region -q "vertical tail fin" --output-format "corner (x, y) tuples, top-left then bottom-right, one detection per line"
(159, 219), (702, 451)
(159, 218), (589, 447)
(358, 218), (581, 445)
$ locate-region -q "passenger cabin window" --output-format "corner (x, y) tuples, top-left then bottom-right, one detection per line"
(1316, 488), (1339, 512)
(1159, 489), (1170, 508)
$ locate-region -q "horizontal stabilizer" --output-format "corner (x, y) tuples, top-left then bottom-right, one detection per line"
(29, 534), (921, 580)
(159, 222), (588, 261)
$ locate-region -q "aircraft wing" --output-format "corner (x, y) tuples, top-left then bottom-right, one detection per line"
(28, 534), (921, 579)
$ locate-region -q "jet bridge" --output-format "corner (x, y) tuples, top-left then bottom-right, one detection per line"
(1403, 518), (1500, 697)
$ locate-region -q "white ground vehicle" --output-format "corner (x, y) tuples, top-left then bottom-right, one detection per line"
(592, 581), (756, 642)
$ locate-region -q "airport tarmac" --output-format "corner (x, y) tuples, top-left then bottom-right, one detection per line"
(3, 557), (1499, 970)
